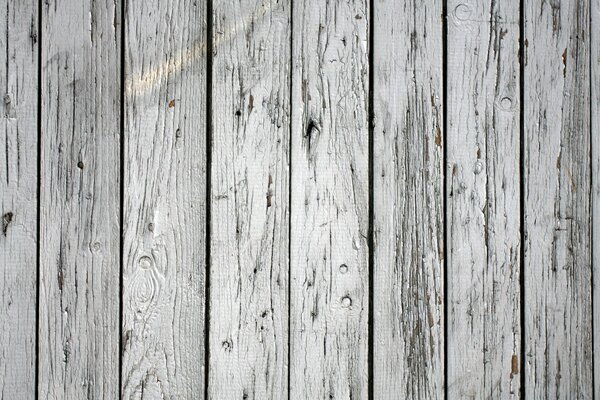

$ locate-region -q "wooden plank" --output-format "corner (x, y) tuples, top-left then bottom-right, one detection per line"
(446, 0), (521, 398)
(290, 1), (369, 399)
(592, 0), (600, 397)
(121, 0), (207, 398)
(0, 0), (38, 397)
(38, 0), (121, 398)
(523, 0), (593, 397)
(371, 0), (444, 398)
(208, 1), (290, 398)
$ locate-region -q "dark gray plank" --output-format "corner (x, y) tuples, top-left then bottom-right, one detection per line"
(446, 0), (521, 398)
(0, 0), (38, 398)
(122, 0), (207, 398)
(208, 1), (290, 399)
(290, 1), (370, 399)
(39, 0), (121, 398)
(372, 0), (444, 398)
(524, 0), (593, 397)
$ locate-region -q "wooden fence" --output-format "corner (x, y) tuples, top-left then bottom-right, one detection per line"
(0, 0), (598, 398)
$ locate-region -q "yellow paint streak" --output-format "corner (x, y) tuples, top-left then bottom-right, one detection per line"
(125, 2), (276, 95)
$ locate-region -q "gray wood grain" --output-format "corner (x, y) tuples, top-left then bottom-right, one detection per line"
(208, 1), (290, 398)
(209, 0), (290, 399)
(592, 0), (600, 397)
(524, 0), (593, 397)
(38, 0), (121, 398)
(0, 0), (38, 397)
(372, 0), (444, 398)
(446, 0), (521, 398)
(290, 1), (369, 399)
(122, 0), (207, 398)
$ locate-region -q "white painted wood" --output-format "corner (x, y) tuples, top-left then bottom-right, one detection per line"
(372, 0), (444, 398)
(290, 1), (369, 399)
(592, 0), (600, 397)
(39, 0), (121, 398)
(523, 0), (593, 397)
(446, 1), (521, 398)
(122, 0), (207, 398)
(0, 0), (38, 397)
(208, 1), (290, 399)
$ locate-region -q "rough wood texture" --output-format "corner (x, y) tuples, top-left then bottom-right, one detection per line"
(523, 0), (593, 398)
(290, 1), (369, 399)
(446, 0), (521, 398)
(592, 0), (600, 397)
(39, 0), (121, 398)
(0, 0), (38, 397)
(208, 1), (290, 398)
(372, 0), (444, 398)
(122, 0), (207, 398)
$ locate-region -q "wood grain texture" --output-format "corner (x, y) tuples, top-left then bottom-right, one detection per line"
(290, 1), (369, 399)
(122, 0), (207, 398)
(39, 0), (120, 398)
(523, 0), (593, 397)
(208, 1), (290, 398)
(0, 0), (38, 397)
(446, 0), (521, 398)
(372, 0), (444, 398)
(592, 0), (600, 397)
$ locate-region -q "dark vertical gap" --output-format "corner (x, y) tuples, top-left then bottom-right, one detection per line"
(589, 0), (595, 397)
(519, 0), (526, 397)
(35, 0), (42, 398)
(204, 0), (213, 397)
(118, 0), (126, 398)
(441, 0), (448, 398)
(287, 0), (293, 398)
(367, 0), (375, 399)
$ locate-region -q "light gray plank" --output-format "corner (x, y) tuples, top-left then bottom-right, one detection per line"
(524, 0), (593, 397)
(39, 0), (121, 398)
(290, 1), (369, 399)
(592, 0), (600, 397)
(208, 1), (290, 398)
(372, 0), (444, 398)
(122, 0), (207, 398)
(446, 0), (521, 398)
(0, 0), (38, 397)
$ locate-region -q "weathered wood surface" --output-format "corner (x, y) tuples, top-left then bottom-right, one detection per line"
(208, 1), (290, 399)
(592, 0), (600, 397)
(122, 0), (207, 398)
(372, 0), (444, 398)
(3, 1), (600, 398)
(523, 0), (593, 398)
(290, 1), (369, 399)
(38, 0), (121, 398)
(446, 0), (521, 398)
(0, 0), (38, 397)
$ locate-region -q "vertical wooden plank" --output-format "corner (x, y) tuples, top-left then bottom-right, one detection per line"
(524, 0), (593, 397)
(290, 1), (369, 399)
(372, 0), (444, 398)
(209, 1), (290, 398)
(0, 0), (38, 397)
(39, 0), (120, 398)
(446, 0), (521, 398)
(122, 0), (207, 398)
(592, 0), (600, 397)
